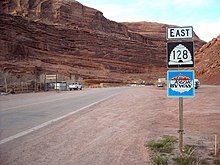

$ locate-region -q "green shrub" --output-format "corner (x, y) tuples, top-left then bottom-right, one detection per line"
(152, 154), (168, 165)
(173, 155), (197, 165)
(173, 144), (197, 164)
(184, 145), (196, 155)
(147, 135), (177, 153)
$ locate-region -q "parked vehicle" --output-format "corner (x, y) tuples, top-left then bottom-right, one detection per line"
(68, 82), (82, 90)
(194, 79), (200, 89)
(54, 82), (67, 91)
(157, 78), (166, 87)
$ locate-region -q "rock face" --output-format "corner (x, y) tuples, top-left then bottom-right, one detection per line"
(0, 0), (130, 35)
(0, 0), (206, 84)
(195, 36), (220, 85)
(122, 22), (205, 51)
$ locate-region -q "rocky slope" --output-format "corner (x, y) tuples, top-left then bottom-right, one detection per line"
(195, 36), (220, 85)
(123, 22), (205, 51)
(0, 0), (206, 84)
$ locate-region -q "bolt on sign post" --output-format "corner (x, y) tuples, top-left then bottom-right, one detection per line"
(166, 26), (195, 154)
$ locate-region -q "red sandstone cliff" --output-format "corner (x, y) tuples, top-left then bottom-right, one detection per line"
(195, 36), (220, 85)
(0, 0), (206, 84)
(123, 22), (205, 51)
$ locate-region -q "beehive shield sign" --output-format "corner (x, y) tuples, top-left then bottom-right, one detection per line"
(167, 70), (195, 97)
(167, 42), (194, 68)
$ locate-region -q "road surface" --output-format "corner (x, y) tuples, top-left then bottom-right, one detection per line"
(0, 86), (220, 165)
(0, 87), (127, 142)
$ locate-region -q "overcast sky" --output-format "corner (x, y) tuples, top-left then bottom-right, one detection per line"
(78, 0), (220, 42)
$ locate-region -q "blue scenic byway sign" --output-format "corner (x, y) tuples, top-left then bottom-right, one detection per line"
(167, 70), (195, 97)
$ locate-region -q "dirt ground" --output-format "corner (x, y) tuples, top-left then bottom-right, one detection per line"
(0, 86), (220, 165)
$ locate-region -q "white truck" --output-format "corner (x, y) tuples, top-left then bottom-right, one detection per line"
(157, 78), (166, 87)
(68, 82), (82, 90)
(194, 79), (200, 89)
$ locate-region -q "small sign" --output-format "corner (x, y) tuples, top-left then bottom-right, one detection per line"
(167, 41), (194, 68)
(167, 26), (193, 40)
(46, 75), (57, 80)
(167, 70), (195, 97)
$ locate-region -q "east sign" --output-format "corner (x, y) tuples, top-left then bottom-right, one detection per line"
(167, 26), (193, 40)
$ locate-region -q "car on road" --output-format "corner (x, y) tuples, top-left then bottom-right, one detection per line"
(157, 78), (166, 87)
(157, 83), (165, 87)
(194, 79), (200, 89)
(68, 82), (82, 90)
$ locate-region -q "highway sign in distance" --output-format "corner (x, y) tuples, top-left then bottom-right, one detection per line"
(46, 75), (57, 80)
(167, 26), (193, 40)
(167, 41), (194, 68)
(167, 70), (195, 98)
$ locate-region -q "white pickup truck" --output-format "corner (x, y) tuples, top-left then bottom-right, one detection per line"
(68, 82), (82, 90)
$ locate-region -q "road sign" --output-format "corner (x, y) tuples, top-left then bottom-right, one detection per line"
(167, 41), (194, 68)
(166, 26), (194, 154)
(167, 70), (195, 97)
(46, 75), (57, 80)
(167, 26), (193, 40)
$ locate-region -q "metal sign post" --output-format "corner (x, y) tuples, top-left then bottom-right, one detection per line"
(179, 97), (184, 154)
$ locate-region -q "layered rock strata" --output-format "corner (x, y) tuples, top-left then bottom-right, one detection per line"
(0, 0), (206, 84)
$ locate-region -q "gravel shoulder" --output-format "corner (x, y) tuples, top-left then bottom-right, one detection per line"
(0, 86), (219, 165)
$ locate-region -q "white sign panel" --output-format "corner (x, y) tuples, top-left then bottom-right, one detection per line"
(46, 75), (57, 80)
(167, 26), (193, 40)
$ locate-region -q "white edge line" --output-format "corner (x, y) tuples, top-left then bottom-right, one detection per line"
(0, 93), (118, 145)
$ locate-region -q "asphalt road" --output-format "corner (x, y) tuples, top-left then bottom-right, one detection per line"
(0, 86), (219, 165)
(0, 87), (128, 143)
